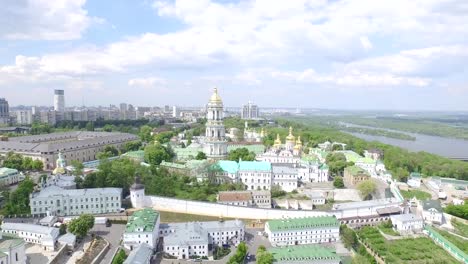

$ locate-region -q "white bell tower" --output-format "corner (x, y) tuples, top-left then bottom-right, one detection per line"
(203, 88), (228, 159)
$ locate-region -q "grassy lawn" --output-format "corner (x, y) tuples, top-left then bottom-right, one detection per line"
(400, 189), (432, 200)
(436, 227), (468, 254)
(452, 219), (468, 238)
(378, 226), (399, 236)
(358, 226), (459, 264)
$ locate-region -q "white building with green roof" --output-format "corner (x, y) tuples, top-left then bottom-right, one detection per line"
(123, 208), (160, 250)
(265, 216), (340, 247)
(269, 245), (341, 264)
(0, 233), (26, 264)
(214, 160), (273, 190)
(0, 168), (20, 186)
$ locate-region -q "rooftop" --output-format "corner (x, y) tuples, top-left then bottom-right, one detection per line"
(125, 208), (159, 233)
(390, 213), (422, 222)
(0, 167), (18, 176)
(239, 161), (271, 171)
(0, 131), (138, 153)
(0, 236), (24, 250)
(123, 243), (153, 264)
(269, 245), (340, 263)
(344, 165), (370, 177)
(267, 216), (339, 232)
(227, 144), (266, 155)
(335, 150), (362, 162)
(164, 222), (209, 246)
(218, 191), (252, 202)
(31, 185), (122, 199)
(421, 200), (443, 212)
(1, 222), (59, 238)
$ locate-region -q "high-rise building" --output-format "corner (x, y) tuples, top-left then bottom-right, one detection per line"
(241, 101), (259, 120)
(15, 110), (33, 125)
(119, 103), (128, 112)
(0, 98), (9, 124)
(203, 88), (227, 159)
(54, 90), (65, 113)
(172, 106), (179, 118)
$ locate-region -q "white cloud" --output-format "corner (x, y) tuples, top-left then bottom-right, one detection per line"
(128, 77), (167, 88)
(0, 0), (97, 40)
(360, 36), (373, 50)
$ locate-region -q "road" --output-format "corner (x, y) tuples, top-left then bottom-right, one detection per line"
(91, 224), (126, 264)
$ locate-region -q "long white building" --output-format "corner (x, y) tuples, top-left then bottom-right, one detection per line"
(0, 168), (20, 186)
(265, 216), (340, 247)
(123, 208), (160, 250)
(1, 223), (59, 251)
(30, 186), (122, 216)
(161, 220), (245, 260)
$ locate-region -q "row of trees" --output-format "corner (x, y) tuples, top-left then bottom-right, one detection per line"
(2, 152), (43, 171)
(1, 178), (35, 215)
(227, 148), (256, 161)
(445, 201), (468, 220)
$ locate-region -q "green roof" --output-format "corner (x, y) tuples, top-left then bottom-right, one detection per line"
(0, 237), (24, 251)
(301, 155), (319, 163)
(239, 161), (271, 171)
(160, 161), (186, 169)
(356, 157), (375, 164)
(345, 165), (370, 177)
(173, 145), (203, 160)
(410, 172), (422, 179)
(320, 164), (329, 170)
(227, 144), (266, 155)
(336, 150), (362, 162)
(269, 245), (340, 263)
(125, 208), (159, 233)
(267, 216), (339, 232)
(217, 160), (239, 174)
(122, 150), (145, 162)
(0, 167), (18, 177)
(185, 160), (209, 170)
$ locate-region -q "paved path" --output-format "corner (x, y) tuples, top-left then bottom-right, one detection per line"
(91, 224), (126, 264)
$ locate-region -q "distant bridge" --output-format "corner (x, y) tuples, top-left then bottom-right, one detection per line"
(448, 157), (468, 162)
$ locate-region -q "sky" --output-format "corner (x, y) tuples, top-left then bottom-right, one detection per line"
(1, 0), (468, 110)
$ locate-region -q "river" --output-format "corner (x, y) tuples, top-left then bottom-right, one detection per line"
(341, 123), (468, 158)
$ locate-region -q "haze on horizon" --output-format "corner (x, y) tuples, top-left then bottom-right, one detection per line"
(1, 0), (468, 111)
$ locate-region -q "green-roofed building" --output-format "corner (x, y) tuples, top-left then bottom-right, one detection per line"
(123, 208), (160, 250)
(335, 150), (362, 163)
(0, 234), (26, 264)
(121, 150), (145, 162)
(269, 245), (341, 264)
(213, 160), (274, 190)
(227, 143), (266, 155)
(173, 144), (203, 161)
(343, 165), (370, 187)
(0, 167), (20, 186)
(265, 216), (340, 247)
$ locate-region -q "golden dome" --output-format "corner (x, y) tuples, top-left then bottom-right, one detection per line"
(260, 128), (265, 137)
(274, 133), (282, 145)
(209, 87), (223, 103)
(296, 136), (302, 146)
(286, 126), (295, 141)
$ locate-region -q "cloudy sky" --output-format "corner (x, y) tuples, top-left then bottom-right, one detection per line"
(1, 0), (468, 110)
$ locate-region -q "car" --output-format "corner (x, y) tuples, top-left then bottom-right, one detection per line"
(257, 231), (263, 236)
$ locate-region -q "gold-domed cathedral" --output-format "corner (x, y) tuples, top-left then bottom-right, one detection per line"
(257, 127), (303, 164)
(203, 88), (228, 159)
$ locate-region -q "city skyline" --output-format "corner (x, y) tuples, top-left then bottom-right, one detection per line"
(1, 1), (468, 110)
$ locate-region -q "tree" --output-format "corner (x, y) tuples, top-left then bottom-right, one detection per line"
(227, 148), (256, 161)
(68, 214), (95, 238)
(271, 185), (286, 198)
(59, 224), (67, 235)
(71, 160), (84, 176)
(22, 157), (33, 170)
(2, 177), (35, 215)
(2, 152), (24, 170)
(195, 151), (207, 160)
(139, 125), (153, 142)
(121, 141), (142, 153)
(256, 245), (273, 264)
(112, 249), (127, 264)
(154, 131), (175, 144)
(445, 201), (468, 220)
(85, 121), (95, 131)
(333, 176), (345, 188)
(340, 225), (358, 250)
(227, 242), (248, 264)
(144, 144), (172, 166)
(32, 159), (44, 171)
(357, 180), (377, 200)
(104, 145), (119, 156)
(326, 153), (353, 176)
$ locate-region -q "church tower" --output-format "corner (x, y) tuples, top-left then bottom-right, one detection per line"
(203, 88), (227, 159)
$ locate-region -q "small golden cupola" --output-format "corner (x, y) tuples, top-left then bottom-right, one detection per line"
(260, 127), (265, 137)
(286, 126), (295, 142)
(294, 136), (302, 150)
(209, 87), (223, 104)
(273, 133), (282, 146)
